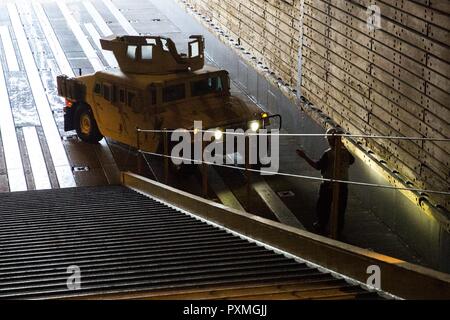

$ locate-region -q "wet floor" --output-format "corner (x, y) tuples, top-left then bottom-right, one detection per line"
(0, 0), (233, 192)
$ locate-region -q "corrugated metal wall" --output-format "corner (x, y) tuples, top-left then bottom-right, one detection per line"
(183, 0), (449, 210)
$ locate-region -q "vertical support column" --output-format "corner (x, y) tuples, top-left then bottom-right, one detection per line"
(330, 134), (342, 240)
(136, 127), (143, 176)
(297, 0), (306, 98)
(245, 134), (251, 207)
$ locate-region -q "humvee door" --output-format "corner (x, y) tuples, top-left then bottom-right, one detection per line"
(92, 81), (124, 138)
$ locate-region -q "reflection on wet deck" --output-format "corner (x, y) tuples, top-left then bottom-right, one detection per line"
(0, 0), (127, 192)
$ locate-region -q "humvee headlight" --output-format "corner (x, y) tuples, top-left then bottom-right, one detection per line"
(249, 121), (260, 132)
(214, 129), (223, 140)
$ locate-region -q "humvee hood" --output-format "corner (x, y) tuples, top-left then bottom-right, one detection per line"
(160, 96), (261, 130)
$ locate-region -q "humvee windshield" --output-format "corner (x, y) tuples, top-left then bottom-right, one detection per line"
(190, 76), (223, 96)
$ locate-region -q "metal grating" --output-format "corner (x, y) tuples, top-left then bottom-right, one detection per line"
(0, 186), (381, 299)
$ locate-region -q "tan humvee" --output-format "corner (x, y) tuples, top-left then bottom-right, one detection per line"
(57, 35), (279, 153)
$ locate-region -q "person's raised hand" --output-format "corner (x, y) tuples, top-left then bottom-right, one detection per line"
(296, 149), (306, 158)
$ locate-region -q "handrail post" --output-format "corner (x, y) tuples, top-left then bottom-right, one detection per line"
(245, 133), (251, 207)
(202, 139), (208, 198)
(163, 128), (169, 184)
(330, 132), (342, 240)
(136, 127), (143, 175)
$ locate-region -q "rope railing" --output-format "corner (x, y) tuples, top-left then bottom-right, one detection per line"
(136, 128), (450, 142)
(138, 149), (450, 196)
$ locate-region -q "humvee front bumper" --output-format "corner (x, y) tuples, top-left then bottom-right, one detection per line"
(219, 113), (282, 132)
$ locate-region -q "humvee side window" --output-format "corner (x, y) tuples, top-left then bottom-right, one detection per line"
(127, 45), (138, 60)
(119, 89), (125, 104)
(163, 84), (185, 103)
(142, 45), (153, 60)
(191, 77), (223, 96)
(103, 84), (112, 101)
(94, 83), (101, 95)
(127, 91), (136, 108)
(127, 91), (141, 113)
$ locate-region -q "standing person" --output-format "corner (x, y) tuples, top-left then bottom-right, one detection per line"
(296, 128), (355, 238)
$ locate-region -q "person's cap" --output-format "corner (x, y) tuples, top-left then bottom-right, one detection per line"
(326, 128), (337, 135)
(325, 127), (344, 139)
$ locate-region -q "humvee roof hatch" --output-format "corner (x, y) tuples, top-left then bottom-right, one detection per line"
(100, 35), (205, 74)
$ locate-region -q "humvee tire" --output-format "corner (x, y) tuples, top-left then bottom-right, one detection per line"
(75, 103), (103, 143)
